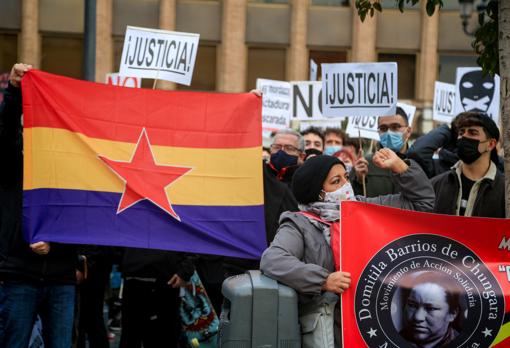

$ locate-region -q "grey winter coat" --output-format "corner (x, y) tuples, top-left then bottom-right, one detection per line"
(259, 160), (435, 346)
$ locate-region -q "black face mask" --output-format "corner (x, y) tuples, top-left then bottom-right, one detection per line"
(457, 137), (484, 164)
(270, 150), (298, 171)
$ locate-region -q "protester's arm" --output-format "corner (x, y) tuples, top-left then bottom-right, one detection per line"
(356, 148), (435, 212)
(260, 220), (329, 295)
(349, 156), (369, 195)
(406, 124), (453, 178)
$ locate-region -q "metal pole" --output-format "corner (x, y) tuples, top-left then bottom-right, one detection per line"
(83, 0), (96, 81)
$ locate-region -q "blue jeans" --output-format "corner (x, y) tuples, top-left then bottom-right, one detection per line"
(0, 281), (75, 348)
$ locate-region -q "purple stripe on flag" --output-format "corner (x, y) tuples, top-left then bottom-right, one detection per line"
(23, 188), (267, 259)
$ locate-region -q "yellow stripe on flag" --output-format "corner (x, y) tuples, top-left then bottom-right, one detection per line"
(24, 127), (263, 206)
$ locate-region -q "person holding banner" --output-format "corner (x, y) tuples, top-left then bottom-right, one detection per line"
(260, 150), (434, 348)
(350, 107), (412, 197)
(0, 64), (78, 348)
(431, 112), (504, 218)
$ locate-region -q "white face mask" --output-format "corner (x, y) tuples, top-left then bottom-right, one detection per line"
(322, 182), (356, 204)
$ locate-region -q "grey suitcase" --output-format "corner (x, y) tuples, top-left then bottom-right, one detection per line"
(219, 270), (301, 348)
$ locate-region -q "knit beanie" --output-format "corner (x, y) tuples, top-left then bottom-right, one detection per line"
(291, 155), (343, 204)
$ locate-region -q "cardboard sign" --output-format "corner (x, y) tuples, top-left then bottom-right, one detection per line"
(433, 81), (456, 123)
(345, 102), (415, 141)
(119, 26), (200, 86)
(105, 73), (141, 88)
(454, 67), (500, 125)
(310, 59), (318, 81)
(291, 81), (326, 121)
(256, 78), (291, 132)
(339, 201), (510, 348)
(322, 62), (397, 118)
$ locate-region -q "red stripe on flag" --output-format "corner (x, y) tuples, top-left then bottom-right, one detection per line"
(22, 70), (262, 149)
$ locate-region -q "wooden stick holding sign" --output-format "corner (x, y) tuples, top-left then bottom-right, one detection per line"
(152, 69), (160, 90)
(358, 128), (367, 197)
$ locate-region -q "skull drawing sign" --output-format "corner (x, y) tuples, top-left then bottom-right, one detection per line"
(454, 67), (500, 124)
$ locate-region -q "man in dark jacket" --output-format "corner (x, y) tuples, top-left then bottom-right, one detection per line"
(120, 248), (195, 348)
(350, 106), (412, 197)
(0, 64), (78, 347)
(431, 112), (504, 218)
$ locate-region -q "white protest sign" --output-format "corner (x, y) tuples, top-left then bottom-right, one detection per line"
(310, 59), (318, 81)
(256, 78), (291, 132)
(454, 67), (500, 124)
(322, 62), (397, 118)
(299, 120), (343, 132)
(432, 81), (456, 123)
(345, 102), (415, 141)
(292, 81), (329, 121)
(119, 26), (199, 86)
(105, 73), (141, 88)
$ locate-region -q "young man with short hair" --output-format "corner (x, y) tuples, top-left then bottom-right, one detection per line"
(431, 112), (504, 218)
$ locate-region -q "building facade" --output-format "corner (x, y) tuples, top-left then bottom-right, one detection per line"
(0, 0), (479, 132)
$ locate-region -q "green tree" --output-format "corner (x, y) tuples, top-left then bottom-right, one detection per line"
(356, 0), (510, 216)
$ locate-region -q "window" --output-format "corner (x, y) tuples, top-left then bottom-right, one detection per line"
(41, 34), (84, 79)
(311, 0), (349, 6)
(378, 53), (416, 100)
(178, 45), (217, 91)
(309, 50), (347, 80)
(0, 32), (18, 102)
(438, 55), (478, 84)
(0, 32), (18, 73)
(248, 0), (288, 3)
(247, 47), (286, 90)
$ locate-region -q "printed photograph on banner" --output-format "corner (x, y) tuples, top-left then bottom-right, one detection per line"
(105, 73), (141, 88)
(340, 202), (510, 348)
(433, 81), (456, 123)
(119, 26), (200, 86)
(321, 62), (397, 118)
(309, 59), (318, 81)
(291, 81), (325, 121)
(454, 67), (500, 125)
(256, 78), (291, 132)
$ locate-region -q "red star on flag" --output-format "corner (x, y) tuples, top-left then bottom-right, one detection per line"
(99, 128), (192, 221)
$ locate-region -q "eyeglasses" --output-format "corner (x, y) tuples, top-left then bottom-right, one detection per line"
(270, 143), (301, 155)
(378, 123), (405, 133)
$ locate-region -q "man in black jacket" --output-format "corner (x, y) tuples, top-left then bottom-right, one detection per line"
(120, 248), (195, 348)
(0, 64), (78, 347)
(431, 112), (504, 218)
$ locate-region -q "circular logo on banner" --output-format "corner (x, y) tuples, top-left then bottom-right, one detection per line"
(355, 234), (504, 348)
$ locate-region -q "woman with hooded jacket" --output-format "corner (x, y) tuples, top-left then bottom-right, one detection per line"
(260, 148), (435, 348)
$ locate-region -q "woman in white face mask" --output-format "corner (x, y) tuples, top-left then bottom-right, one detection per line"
(260, 148), (435, 348)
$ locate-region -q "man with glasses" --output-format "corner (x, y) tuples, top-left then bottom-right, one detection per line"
(266, 129), (305, 185)
(350, 107), (412, 197)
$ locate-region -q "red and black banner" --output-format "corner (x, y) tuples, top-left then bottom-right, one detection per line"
(340, 201), (510, 347)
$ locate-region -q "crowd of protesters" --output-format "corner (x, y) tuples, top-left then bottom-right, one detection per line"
(0, 63), (505, 348)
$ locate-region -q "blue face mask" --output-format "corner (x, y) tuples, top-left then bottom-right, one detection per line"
(270, 150), (298, 171)
(323, 146), (342, 156)
(379, 131), (404, 152)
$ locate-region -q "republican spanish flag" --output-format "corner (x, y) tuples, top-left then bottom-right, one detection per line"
(21, 70), (266, 259)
